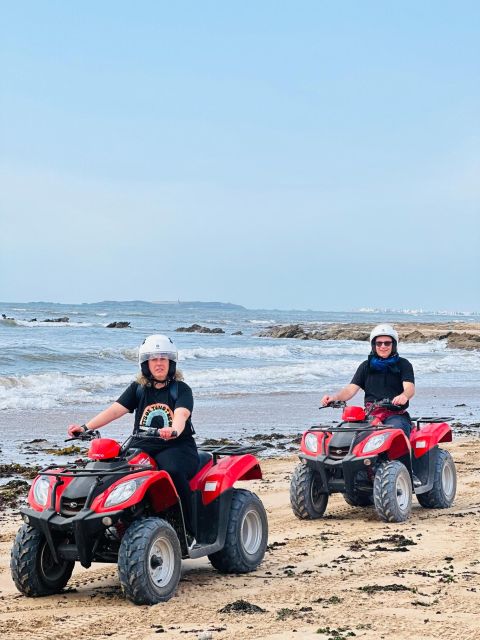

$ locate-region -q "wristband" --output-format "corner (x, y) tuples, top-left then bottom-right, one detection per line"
(80, 424), (88, 432)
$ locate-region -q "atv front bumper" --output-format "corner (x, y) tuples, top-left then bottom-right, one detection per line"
(21, 506), (122, 568)
(299, 452), (377, 496)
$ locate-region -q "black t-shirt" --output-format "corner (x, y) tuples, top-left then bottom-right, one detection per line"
(117, 380), (195, 449)
(350, 357), (415, 407)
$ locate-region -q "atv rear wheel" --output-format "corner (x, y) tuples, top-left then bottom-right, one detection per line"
(10, 524), (74, 596)
(343, 492), (374, 507)
(373, 461), (412, 522)
(118, 517), (181, 605)
(290, 462), (328, 519)
(208, 489), (267, 573)
(416, 448), (456, 509)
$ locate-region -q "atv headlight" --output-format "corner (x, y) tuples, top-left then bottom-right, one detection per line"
(363, 433), (388, 454)
(33, 476), (51, 506)
(304, 433), (319, 453)
(104, 478), (145, 508)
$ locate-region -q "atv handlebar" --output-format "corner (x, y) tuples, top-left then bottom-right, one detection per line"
(320, 400), (346, 410)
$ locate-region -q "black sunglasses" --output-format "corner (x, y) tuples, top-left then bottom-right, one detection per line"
(375, 340), (393, 347)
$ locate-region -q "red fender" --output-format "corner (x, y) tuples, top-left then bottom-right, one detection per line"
(410, 422), (452, 458)
(355, 429), (411, 459)
(28, 469), (77, 512)
(91, 469), (179, 514)
(300, 431), (328, 456)
(199, 454), (262, 505)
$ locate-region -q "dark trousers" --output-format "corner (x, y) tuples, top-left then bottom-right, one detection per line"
(153, 441), (199, 534)
(383, 414), (412, 438)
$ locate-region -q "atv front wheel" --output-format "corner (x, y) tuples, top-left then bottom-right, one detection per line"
(373, 461), (412, 522)
(208, 489), (268, 573)
(10, 524), (74, 596)
(118, 518), (181, 605)
(290, 462), (328, 519)
(416, 448), (456, 509)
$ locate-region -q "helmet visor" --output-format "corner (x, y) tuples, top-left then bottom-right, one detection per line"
(139, 350), (178, 364)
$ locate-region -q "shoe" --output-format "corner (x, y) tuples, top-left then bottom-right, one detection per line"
(413, 474), (422, 487)
(186, 532), (197, 549)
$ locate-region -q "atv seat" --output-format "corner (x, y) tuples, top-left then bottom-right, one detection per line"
(197, 450), (214, 471)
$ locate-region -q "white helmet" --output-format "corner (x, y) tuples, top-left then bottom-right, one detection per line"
(369, 323), (399, 345)
(138, 334), (178, 365)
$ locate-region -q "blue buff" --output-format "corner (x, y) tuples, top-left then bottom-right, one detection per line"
(369, 354), (399, 371)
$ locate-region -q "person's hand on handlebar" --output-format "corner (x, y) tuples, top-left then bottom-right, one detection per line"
(67, 424), (87, 437)
(392, 393), (408, 406)
(157, 427), (177, 440)
(321, 395), (335, 406)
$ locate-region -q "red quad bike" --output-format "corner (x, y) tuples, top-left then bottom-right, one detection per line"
(10, 427), (268, 605)
(290, 400), (457, 523)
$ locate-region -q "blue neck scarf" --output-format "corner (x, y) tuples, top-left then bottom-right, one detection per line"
(369, 353), (399, 371)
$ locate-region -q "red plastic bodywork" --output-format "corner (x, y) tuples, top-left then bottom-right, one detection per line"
(342, 406), (366, 422)
(88, 438), (121, 460)
(197, 454), (262, 505)
(410, 422), (452, 458)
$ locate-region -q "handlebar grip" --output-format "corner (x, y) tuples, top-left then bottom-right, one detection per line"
(171, 430), (178, 438)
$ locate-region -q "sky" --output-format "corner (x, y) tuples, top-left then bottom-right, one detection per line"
(1, 1), (479, 312)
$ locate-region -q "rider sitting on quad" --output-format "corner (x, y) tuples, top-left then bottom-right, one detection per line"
(67, 334), (199, 541)
(321, 323), (415, 437)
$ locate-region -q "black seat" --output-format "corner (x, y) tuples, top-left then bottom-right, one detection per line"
(197, 450), (213, 471)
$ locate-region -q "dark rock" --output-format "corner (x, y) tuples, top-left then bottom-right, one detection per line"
(43, 317), (69, 323)
(175, 324), (225, 334)
(232, 330), (243, 335)
(0, 463), (41, 479)
(106, 321), (131, 328)
(0, 479), (30, 510)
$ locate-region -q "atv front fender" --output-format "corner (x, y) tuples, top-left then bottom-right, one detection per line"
(355, 429), (411, 460)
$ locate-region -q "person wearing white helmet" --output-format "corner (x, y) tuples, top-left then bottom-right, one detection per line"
(67, 334), (199, 538)
(321, 323), (415, 436)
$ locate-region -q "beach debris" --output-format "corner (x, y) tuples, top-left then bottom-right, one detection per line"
(176, 323), (225, 334)
(0, 479), (29, 509)
(218, 599), (266, 614)
(106, 321), (131, 328)
(358, 583), (414, 594)
(44, 445), (84, 456)
(316, 626), (356, 638)
(0, 463), (41, 479)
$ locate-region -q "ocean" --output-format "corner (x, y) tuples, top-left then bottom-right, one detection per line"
(1, 300), (479, 467)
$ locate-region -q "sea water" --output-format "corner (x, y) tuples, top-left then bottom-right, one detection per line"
(1, 300), (479, 466)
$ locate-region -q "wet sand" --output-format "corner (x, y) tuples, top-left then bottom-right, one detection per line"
(0, 438), (479, 640)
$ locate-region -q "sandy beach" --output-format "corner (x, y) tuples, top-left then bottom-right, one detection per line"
(0, 438), (478, 640)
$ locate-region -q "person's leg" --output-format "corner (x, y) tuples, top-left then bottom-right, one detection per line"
(153, 444), (199, 535)
(383, 414), (412, 438)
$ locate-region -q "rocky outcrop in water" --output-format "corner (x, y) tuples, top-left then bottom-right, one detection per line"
(257, 322), (480, 351)
(176, 324), (225, 334)
(106, 321), (131, 328)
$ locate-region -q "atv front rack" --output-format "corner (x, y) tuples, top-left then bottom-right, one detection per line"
(410, 417), (453, 425)
(38, 462), (154, 478)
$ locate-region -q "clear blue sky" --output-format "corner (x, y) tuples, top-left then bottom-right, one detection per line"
(1, 1), (479, 311)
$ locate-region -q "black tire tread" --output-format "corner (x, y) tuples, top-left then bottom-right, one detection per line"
(290, 462), (328, 520)
(208, 489), (267, 574)
(373, 460), (412, 523)
(10, 524), (74, 596)
(118, 517), (181, 605)
(416, 449), (456, 509)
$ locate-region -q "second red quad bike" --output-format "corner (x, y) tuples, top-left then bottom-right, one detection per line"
(290, 400), (456, 523)
(11, 426), (268, 605)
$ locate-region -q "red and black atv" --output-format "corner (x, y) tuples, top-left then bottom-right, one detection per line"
(290, 400), (457, 523)
(10, 426), (268, 605)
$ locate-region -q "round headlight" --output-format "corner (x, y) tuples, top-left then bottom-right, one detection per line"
(104, 478), (144, 508)
(33, 476), (51, 506)
(304, 433), (319, 454)
(363, 433), (388, 454)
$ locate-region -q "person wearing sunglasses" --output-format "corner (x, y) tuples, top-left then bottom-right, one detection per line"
(321, 323), (415, 436)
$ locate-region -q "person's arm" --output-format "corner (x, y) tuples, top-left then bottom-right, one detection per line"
(67, 402), (129, 436)
(158, 407), (191, 439)
(392, 382), (415, 406)
(321, 384), (360, 406)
